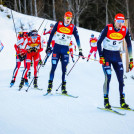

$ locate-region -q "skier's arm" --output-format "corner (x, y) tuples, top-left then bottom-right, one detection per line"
(47, 22), (58, 48)
(14, 38), (24, 53)
(125, 29), (133, 59)
(73, 26), (81, 49)
(97, 26), (108, 57)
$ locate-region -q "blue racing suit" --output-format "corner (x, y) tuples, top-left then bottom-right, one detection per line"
(47, 21), (81, 82)
(97, 23), (133, 96)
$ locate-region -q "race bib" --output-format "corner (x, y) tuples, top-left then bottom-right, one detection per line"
(55, 32), (72, 46)
(103, 37), (123, 51)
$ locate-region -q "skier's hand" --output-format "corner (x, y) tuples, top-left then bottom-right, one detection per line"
(28, 48), (33, 53)
(44, 28), (46, 31)
(99, 56), (105, 65)
(129, 58), (134, 71)
(39, 60), (42, 65)
(19, 49), (26, 55)
(79, 48), (84, 59)
(46, 46), (52, 54)
(33, 47), (38, 52)
(28, 47), (38, 53)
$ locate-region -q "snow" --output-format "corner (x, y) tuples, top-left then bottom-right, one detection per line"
(0, 5), (134, 134)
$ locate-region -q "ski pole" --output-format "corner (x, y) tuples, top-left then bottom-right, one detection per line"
(38, 19), (46, 32)
(66, 57), (80, 76)
(41, 21), (48, 35)
(42, 52), (51, 66)
(11, 9), (18, 41)
(56, 57), (80, 91)
(25, 54), (49, 92)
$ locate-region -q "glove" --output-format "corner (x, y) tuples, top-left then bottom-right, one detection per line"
(99, 56), (105, 65)
(28, 47), (37, 53)
(19, 49), (26, 55)
(38, 60), (42, 65)
(79, 48), (84, 59)
(129, 58), (134, 71)
(46, 46), (52, 54)
(44, 28), (46, 31)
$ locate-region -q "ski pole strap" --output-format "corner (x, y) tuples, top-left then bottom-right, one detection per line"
(67, 57), (80, 76)
(73, 54), (99, 61)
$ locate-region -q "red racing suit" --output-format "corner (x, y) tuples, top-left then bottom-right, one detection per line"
(12, 37), (27, 81)
(88, 37), (98, 59)
(22, 35), (43, 79)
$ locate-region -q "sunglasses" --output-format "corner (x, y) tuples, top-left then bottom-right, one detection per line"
(116, 20), (125, 23)
(65, 17), (72, 20)
(31, 36), (37, 39)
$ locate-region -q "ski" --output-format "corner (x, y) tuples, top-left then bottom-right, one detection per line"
(43, 92), (53, 96)
(56, 93), (78, 98)
(18, 87), (22, 91)
(131, 75), (134, 80)
(112, 106), (134, 111)
(32, 87), (43, 90)
(97, 107), (126, 116)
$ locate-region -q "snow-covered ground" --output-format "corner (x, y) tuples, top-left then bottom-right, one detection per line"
(0, 5), (134, 134)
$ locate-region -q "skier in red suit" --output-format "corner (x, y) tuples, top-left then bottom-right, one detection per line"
(87, 34), (98, 61)
(10, 32), (28, 87)
(19, 30), (43, 89)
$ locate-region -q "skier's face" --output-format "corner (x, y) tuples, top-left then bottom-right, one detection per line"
(115, 20), (125, 29)
(64, 17), (72, 25)
(31, 36), (37, 42)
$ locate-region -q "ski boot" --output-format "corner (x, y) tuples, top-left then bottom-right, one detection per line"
(61, 81), (67, 94)
(104, 94), (111, 109)
(25, 79), (29, 87)
(10, 80), (15, 87)
(47, 80), (53, 93)
(33, 77), (38, 88)
(120, 94), (129, 108)
(19, 78), (24, 89)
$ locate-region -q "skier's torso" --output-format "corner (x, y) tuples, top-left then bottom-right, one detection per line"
(103, 24), (126, 52)
(54, 21), (74, 46)
(90, 37), (97, 47)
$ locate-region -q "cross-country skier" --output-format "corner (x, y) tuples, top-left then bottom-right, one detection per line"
(10, 32), (28, 87)
(69, 41), (76, 63)
(43, 23), (55, 51)
(0, 40), (4, 52)
(19, 30), (43, 89)
(87, 34), (98, 61)
(43, 23), (54, 35)
(45, 11), (84, 94)
(97, 13), (133, 109)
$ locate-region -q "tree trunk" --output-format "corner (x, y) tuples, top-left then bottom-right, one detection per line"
(18, 0), (21, 13)
(0, 0), (2, 4)
(52, 0), (56, 21)
(14, 0), (18, 11)
(106, 0), (109, 25)
(24, 0), (27, 14)
(75, 0), (80, 26)
(34, 0), (37, 16)
(30, 0), (33, 15)
(126, 0), (132, 36)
